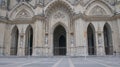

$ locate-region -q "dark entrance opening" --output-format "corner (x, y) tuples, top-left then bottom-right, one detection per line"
(10, 26), (19, 55)
(53, 25), (66, 56)
(25, 26), (33, 56)
(87, 24), (96, 55)
(104, 23), (113, 55)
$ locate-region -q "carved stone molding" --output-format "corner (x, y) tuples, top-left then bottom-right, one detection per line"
(0, 17), (8, 23)
(32, 15), (46, 20)
(2, 13), (120, 24)
(72, 13), (115, 21)
(82, 15), (114, 21)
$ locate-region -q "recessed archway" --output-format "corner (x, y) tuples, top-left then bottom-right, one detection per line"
(25, 25), (33, 56)
(10, 26), (19, 55)
(87, 24), (96, 55)
(104, 23), (113, 55)
(53, 25), (66, 56)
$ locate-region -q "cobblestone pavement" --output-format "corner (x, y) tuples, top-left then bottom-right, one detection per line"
(0, 56), (120, 67)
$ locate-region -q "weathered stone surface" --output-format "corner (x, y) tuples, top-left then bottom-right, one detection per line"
(0, 0), (120, 56)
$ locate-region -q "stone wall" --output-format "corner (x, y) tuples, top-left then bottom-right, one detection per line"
(0, 0), (120, 56)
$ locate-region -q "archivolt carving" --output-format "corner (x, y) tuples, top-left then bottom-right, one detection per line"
(45, 0), (73, 17)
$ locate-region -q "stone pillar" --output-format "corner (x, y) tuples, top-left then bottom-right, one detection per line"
(49, 32), (53, 56)
(101, 31), (105, 55)
(75, 18), (87, 56)
(4, 24), (11, 56)
(96, 30), (105, 56)
(0, 23), (6, 56)
(69, 33), (75, 56)
(83, 31), (88, 56)
(32, 19), (44, 56)
(43, 19), (52, 56)
(17, 29), (25, 56)
(44, 33), (49, 56)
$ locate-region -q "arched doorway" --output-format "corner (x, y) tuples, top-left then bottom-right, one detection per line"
(10, 26), (19, 55)
(104, 23), (113, 55)
(87, 24), (96, 55)
(53, 25), (66, 56)
(25, 25), (33, 56)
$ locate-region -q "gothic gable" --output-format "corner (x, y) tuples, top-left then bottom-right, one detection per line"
(89, 6), (107, 16)
(9, 3), (34, 20)
(16, 9), (31, 19)
(85, 1), (113, 16)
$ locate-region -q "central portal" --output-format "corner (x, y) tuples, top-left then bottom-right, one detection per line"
(53, 25), (66, 56)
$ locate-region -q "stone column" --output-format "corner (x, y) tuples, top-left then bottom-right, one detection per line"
(75, 18), (87, 56)
(0, 23), (6, 56)
(32, 18), (44, 56)
(69, 33), (75, 56)
(96, 30), (105, 56)
(83, 31), (88, 56)
(4, 24), (11, 56)
(101, 31), (105, 55)
(44, 33), (49, 56)
(17, 28), (25, 56)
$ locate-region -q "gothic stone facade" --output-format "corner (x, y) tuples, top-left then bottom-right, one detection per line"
(0, 0), (120, 56)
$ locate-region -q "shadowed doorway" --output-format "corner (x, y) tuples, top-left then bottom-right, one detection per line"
(53, 25), (66, 56)
(25, 25), (33, 56)
(104, 23), (113, 55)
(10, 26), (19, 55)
(87, 24), (96, 55)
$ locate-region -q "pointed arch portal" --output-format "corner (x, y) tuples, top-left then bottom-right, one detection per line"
(104, 23), (113, 55)
(87, 24), (96, 55)
(10, 26), (19, 55)
(25, 25), (33, 56)
(53, 25), (66, 56)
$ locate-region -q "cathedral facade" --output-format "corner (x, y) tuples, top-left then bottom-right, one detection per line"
(0, 0), (120, 56)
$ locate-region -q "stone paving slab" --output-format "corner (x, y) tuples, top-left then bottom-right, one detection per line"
(0, 56), (119, 67)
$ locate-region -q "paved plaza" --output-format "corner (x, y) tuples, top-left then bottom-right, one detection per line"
(0, 56), (120, 67)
